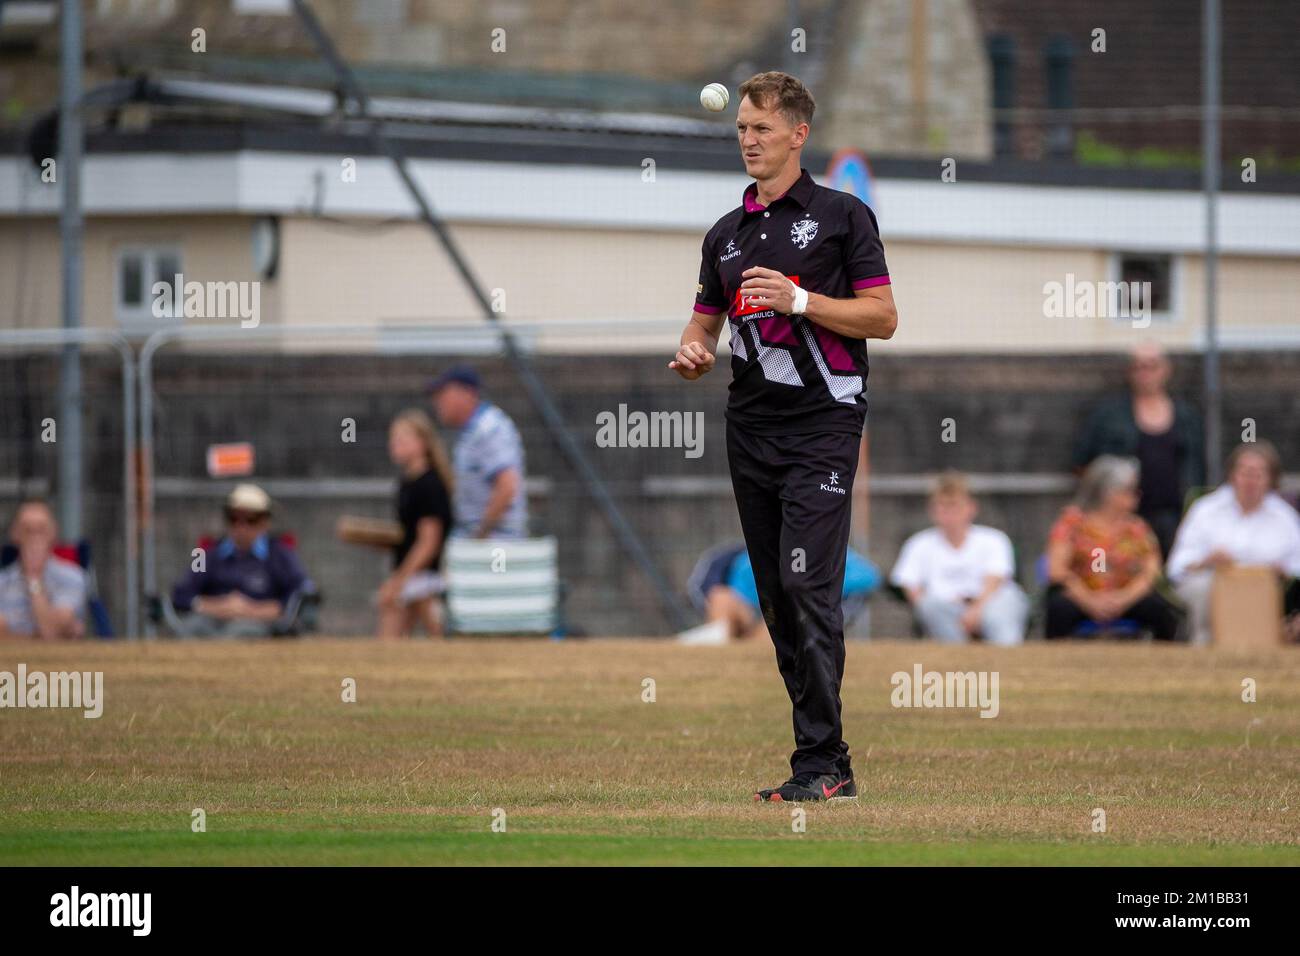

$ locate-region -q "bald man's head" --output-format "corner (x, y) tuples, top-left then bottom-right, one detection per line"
(1128, 342), (1170, 394)
(8, 498), (57, 550)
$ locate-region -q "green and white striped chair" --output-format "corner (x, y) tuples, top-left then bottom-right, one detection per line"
(445, 536), (561, 635)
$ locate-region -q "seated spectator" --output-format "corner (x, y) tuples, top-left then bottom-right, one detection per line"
(170, 484), (310, 638)
(1072, 343), (1204, 558)
(684, 542), (755, 642)
(0, 498), (86, 640)
(1045, 455), (1180, 640)
(890, 472), (1028, 646)
(1167, 441), (1300, 646)
(685, 543), (879, 643)
(378, 410), (453, 639)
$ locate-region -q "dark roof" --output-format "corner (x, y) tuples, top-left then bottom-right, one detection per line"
(4, 73), (1300, 194)
(123, 51), (708, 114)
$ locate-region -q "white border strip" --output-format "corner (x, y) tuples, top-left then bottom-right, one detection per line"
(4, 153), (1300, 255)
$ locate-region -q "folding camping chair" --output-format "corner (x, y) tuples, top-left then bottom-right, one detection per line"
(444, 536), (562, 636)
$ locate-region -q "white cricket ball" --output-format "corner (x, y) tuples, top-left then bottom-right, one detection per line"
(700, 82), (730, 112)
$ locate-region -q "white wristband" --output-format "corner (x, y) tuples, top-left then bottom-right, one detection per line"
(790, 283), (809, 315)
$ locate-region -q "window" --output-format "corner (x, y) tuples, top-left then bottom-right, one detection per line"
(1044, 36), (1075, 158)
(1110, 252), (1178, 321)
(115, 245), (183, 331)
(232, 0), (292, 13)
(987, 35), (1016, 157)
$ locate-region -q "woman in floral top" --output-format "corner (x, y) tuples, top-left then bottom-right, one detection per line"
(1045, 455), (1181, 639)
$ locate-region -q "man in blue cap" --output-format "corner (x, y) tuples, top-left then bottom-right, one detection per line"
(427, 366), (528, 539)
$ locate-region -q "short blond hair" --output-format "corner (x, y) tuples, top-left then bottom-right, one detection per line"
(931, 470), (971, 500)
(738, 71), (816, 127)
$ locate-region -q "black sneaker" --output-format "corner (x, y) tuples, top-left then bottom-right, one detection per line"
(754, 769), (857, 802)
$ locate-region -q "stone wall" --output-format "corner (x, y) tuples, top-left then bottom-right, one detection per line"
(821, 0), (991, 159)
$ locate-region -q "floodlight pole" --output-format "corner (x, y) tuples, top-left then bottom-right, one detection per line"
(1202, 0), (1222, 485)
(290, 0), (693, 632)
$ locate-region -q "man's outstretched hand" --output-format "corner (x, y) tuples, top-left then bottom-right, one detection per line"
(670, 340), (715, 380)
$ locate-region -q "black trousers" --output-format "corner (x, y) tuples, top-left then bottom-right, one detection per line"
(727, 423), (860, 777)
(1044, 585), (1181, 641)
(1140, 506), (1182, 561)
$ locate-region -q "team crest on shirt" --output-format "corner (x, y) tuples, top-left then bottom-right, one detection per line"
(790, 218), (819, 249)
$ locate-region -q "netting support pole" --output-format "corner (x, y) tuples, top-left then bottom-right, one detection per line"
(58, 0), (85, 540)
(1201, 0), (1223, 485)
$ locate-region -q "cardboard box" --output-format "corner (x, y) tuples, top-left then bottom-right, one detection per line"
(1211, 565), (1283, 648)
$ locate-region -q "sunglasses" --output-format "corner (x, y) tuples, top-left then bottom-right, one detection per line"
(225, 511), (267, 526)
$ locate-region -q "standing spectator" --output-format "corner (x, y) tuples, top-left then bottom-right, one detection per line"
(890, 472), (1028, 646)
(0, 498), (86, 640)
(1045, 456), (1180, 640)
(171, 484), (310, 638)
(377, 409), (454, 638)
(427, 365), (528, 539)
(1073, 343), (1204, 557)
(1167, 441), (1300, 645)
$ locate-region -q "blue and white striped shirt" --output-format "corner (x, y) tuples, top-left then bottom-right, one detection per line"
(452, 402), (528, 538)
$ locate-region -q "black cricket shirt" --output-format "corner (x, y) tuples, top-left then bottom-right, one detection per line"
(693, 168), (890, 436)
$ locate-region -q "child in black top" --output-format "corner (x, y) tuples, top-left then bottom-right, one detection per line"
(378, 409), (453, 637)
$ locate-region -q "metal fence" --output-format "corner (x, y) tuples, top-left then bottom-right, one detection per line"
(138, 320), (716, 637)
(3, 319), (737, 638)
(8, 321), (1295, 638)
(0, 327), (138, 636)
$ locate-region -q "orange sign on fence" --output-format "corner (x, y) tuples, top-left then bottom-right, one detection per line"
(206, 442), (256, 478)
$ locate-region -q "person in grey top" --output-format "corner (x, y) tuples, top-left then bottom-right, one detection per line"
(0, 498), (87, 640)
(427, 366), (528, 539)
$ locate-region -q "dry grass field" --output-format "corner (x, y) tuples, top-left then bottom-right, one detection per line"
(1, 638), (1297, 865)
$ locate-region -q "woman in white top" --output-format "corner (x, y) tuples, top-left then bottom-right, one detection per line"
(1167, 441), (1300, 645)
